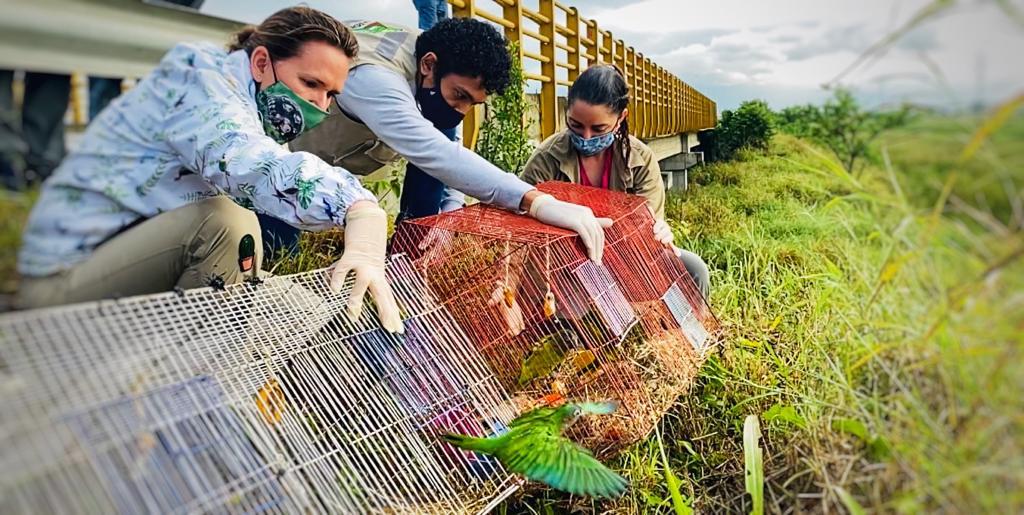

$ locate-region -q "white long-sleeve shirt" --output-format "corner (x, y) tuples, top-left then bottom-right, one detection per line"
(19, 42), (376, 277)
(336, 64), (533, 212)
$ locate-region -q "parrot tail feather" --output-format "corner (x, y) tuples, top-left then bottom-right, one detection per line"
(441, 433), (496, 454)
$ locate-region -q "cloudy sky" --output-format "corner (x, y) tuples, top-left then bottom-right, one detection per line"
(200, 0), (1024, 111)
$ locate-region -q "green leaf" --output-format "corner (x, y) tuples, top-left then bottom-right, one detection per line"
(657, 428), (694, 515)
(835, 487), (867, 515)
(868, 436), (892, 461)
(743, 415), (764, 515)
(643, 491), (666, 508)
(833, 418), (892, 461)
(679, 439), (699, 458)
(762, 403), (806, 429)
(831, 418), (870, 441)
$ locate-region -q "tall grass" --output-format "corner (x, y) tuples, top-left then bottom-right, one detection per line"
(605, 115), (1022, 513)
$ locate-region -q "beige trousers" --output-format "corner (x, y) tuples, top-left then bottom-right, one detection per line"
(17, 196), (264, 309)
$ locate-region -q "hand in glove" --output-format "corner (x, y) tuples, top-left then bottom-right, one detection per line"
(528, 194), (613, 264)
(653, 218), (675, 247)
(330, 203), (404, 333)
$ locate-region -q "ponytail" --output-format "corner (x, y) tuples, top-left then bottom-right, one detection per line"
(228, 26), (256, 52)
(226, 6), (358, 60)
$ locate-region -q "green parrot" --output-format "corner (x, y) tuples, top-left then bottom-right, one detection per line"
(518, 328), (579, 387)
(442, 401), (628, 498)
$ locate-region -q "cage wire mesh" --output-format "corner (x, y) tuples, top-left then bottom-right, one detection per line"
(0, 255), (521, 514)
(391, 182), (720, 456)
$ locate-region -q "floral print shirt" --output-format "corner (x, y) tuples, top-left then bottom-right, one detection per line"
(19, 42), (375, 277)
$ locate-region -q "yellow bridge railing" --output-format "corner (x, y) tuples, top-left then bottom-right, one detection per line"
(448, 0), (717, 147)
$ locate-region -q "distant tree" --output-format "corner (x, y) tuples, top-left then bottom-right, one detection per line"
(774, 104), (818, 138)
(714, 99), (775, 160)
(815, 89), (910, 175)
(777, 89), (910, 175)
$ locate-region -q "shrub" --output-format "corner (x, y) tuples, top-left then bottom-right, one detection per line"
(714, 99), (775, 161)
(475, 42), (534, 175)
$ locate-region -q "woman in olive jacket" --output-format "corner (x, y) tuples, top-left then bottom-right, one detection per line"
(522, 65), (709, 297)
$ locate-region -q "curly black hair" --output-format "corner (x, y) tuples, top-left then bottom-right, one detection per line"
(415, 17), (511, 95)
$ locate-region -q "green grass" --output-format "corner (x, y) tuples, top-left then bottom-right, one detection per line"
(601, 116), (1022, 513)
(0, 188), (33, 301)
(499, 115), (1021, 513)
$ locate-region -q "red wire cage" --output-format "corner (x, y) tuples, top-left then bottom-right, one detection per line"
(391, 182), (720, 453)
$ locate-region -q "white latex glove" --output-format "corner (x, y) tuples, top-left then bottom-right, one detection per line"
(330, 204), (404, 333)
(653, 218), (674, 247)
(487, 281), (525, 336)
(528, 194), (613, 264)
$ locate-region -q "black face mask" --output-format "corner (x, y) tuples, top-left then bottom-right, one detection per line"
(416, 75), (464, 130)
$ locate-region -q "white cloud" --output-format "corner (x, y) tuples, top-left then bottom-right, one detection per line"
(587, 0), (1024, 110)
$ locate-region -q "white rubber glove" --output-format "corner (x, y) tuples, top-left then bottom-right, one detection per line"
(330, 204), (404, 333)
(653, 218), (674, 247)
(528, 194), (613, 264)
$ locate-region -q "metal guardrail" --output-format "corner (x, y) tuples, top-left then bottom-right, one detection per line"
(449, 0), (717, 148)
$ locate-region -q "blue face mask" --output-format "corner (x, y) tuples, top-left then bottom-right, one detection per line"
(569, 130), (616, 156)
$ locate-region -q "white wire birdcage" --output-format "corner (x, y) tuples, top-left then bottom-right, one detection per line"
(0, 255), (521, 514)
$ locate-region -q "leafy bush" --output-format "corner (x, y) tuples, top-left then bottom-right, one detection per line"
(475, 42), (534, 174)
(714, 99), (775, 161)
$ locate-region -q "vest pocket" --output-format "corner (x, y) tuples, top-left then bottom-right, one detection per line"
(364, 140), (400, 165)
(291, 106), (400, 176)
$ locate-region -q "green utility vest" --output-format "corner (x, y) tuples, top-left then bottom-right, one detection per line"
(290, 21), (421, 175)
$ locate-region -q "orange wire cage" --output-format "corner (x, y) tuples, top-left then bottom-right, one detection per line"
(392, 182), (720, 453)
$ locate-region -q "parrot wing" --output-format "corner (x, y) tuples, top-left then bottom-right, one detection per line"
(500, 427), (628, 499)
(508, 406), (558, 429)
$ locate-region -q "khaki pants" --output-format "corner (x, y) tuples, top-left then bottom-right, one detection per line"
(17, 196), (264, 309)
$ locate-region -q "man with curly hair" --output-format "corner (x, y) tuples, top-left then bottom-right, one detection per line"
(291, 18), (612, 264)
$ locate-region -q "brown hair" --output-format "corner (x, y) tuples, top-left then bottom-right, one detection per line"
(568, 65), (633, 171)
(228, 6), (358, 60)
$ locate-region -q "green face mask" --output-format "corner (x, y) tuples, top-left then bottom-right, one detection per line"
(255, 77), (329, 144)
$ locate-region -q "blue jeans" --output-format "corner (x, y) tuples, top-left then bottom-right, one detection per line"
(398, 126), (458, 223)
(257, 213), (301, 258)
(0, 70), (70, 187)
(412, 0), (449, 30)
(88, 77), (122, 121)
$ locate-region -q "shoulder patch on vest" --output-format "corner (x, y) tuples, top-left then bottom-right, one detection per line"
(350, 21), (404, 34)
